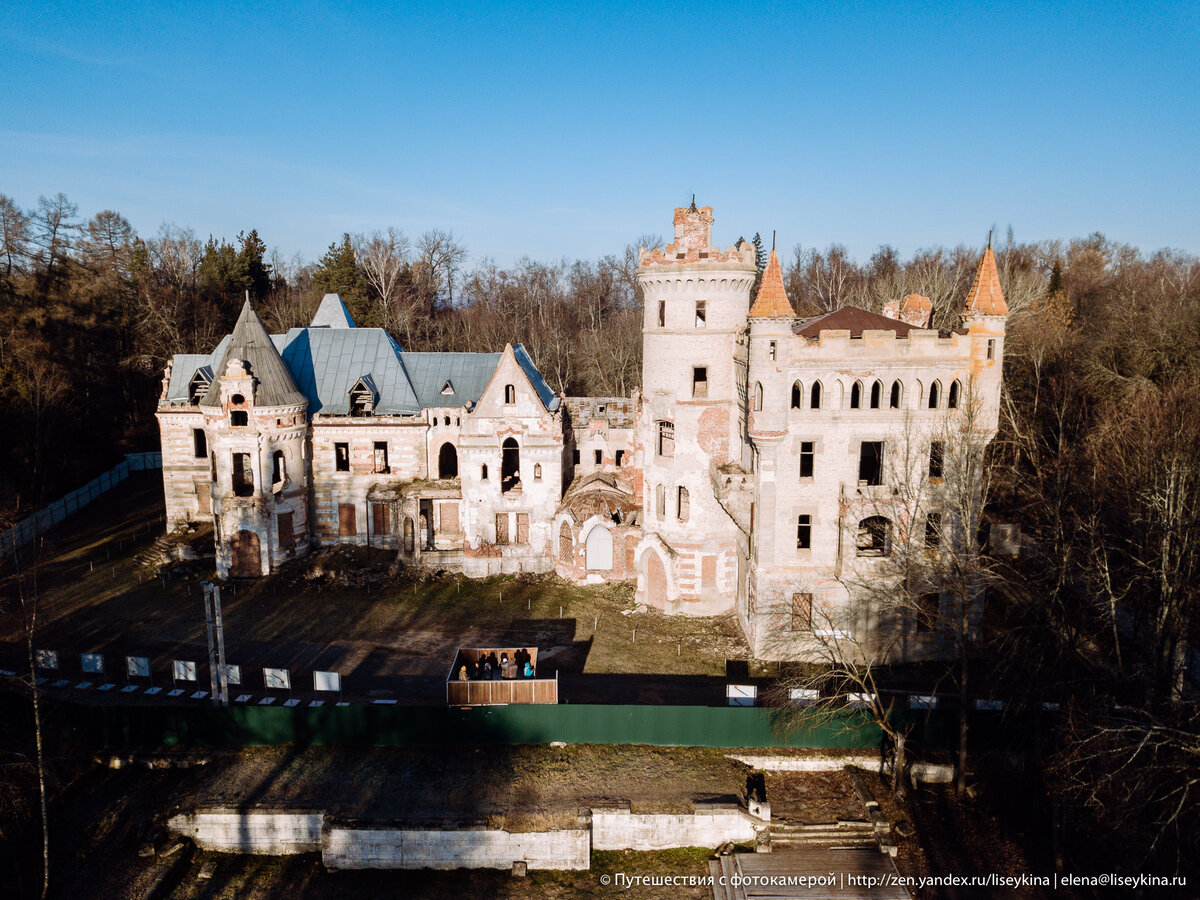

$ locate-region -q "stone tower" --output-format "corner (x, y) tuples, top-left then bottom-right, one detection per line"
(634, 203), (757, 614)
(200, 301), (310, 577)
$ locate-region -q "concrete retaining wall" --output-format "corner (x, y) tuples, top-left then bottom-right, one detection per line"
(167, 809), (323, 854)
(590, 804), (759, 851)
(323, 826), (590, 870)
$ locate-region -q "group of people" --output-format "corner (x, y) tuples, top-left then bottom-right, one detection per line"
(457, 648), (535, 681)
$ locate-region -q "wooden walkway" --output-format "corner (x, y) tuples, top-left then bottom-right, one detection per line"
(709, 849), (910, 900)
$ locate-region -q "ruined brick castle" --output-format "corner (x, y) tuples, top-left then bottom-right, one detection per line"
(158, 203), (1006, 660)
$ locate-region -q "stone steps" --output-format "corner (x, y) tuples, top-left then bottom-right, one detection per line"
(767, 821), (877, 849)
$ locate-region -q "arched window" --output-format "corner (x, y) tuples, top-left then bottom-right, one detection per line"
(438, 442), (458, 478)
(501, 437), (520, 493)
(271, 450), (285, 485)
(481, 464), (488, 480)
(559, 520), (573, 560)
(504, 384), (516, 404)
(870, 380), (882, 409)
(810, 381), (822, 410)
(850, 381), (862, 409)
(443, 415), (450, 426)
(948, 379), (961, 409)
(856, 516), (892, 557)
(753, 382), (763, 411)
(791, 382), (802, 409)
(534, 463), (542, 480)
(928, 381), (941, 409)
(677, 486), (690, 522)
(889, 380), (902, 409)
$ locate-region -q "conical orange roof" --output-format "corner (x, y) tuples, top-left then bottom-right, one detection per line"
(748, 247), (795, 318)
(964, 246), (1009, 316)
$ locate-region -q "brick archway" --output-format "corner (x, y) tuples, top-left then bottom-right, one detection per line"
(645, 552), (667, 609)
(230, 530), (261, 577)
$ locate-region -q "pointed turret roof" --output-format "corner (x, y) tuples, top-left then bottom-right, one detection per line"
(200, 301), (307, 407)
(311, 293), (356, 329)
(964, 246), (1009, 316)
(747, 246), (796, 318)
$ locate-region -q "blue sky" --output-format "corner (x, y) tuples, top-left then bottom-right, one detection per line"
(2, 1), (1197, 266)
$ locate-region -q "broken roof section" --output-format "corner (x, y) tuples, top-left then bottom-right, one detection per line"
(793, 306), (924, 339)
(200, 301), (308, 408)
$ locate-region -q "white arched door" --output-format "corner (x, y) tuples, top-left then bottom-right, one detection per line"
(585, 525), (613, 570)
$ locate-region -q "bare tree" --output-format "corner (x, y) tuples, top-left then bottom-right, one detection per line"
(416, 228), (467, 313)
(0, 193), (30, 279)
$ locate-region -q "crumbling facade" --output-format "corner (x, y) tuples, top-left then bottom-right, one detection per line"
(158, 202), (1007, 661)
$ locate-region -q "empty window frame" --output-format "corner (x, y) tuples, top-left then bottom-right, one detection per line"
(987, 339), (996, 360)
(271, 449), (285, 484)
(534, 463), (542, 480)
(924, 512), (942, 549)
(230, 410), (248, 427)
(693, 366), (708, 398)
(858, 441), (883, 485)
(856, 516), (892, 557)
(677, 486), (690, 522)
(657, 421), (674, 457)
(928, 441), (944, 480)
(572, 449), (580, 466)
(948, 379), (961, 409)
(231, 452), (253, 497)
(799, 441), (814, 478)
(695, 300), (706, 327)
(850, 381), (862, 409)
(796, 514), (812, 549)
(594, 449), (603, 465)
(349, 381), (374, 416)
(615, 450), (625, 467)
(870, 380), (882, 409)
(889, 380), (902, 409)
(481, 463), (489, 480)
(373, 441), (389, 474)
(791, 381), (802, 409)
(501, 437), (520, 493)
(768, 341), (777, 361)
(791, 592), (813, 631)
(928, 381), (941, 409)
(192, 428), (207, 459)
(810, 381), (822, 410)
(504, 384), (516, 405)
(657, 300), (666, 327)
(334, 442), (350, 472)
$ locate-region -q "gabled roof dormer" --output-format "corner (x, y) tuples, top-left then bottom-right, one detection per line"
(188, 366), (213, 404)
(349, 374), (378, 416)
(441, 379), (455, 396)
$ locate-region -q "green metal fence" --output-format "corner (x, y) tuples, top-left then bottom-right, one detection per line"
(67, 702), (893, 749)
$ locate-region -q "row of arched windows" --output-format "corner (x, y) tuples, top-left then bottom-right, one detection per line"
(753, 378), (963, 413)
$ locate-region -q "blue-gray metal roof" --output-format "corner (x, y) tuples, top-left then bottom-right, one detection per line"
(401, 352), (503, 409)
(310, 293), (356, 329)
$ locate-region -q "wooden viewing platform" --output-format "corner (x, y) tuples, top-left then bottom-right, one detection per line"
(445, 647), (557, 705)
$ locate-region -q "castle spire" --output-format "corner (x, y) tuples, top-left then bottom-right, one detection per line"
(747, 245), (795, 318)
(963, 245), (1009, 317)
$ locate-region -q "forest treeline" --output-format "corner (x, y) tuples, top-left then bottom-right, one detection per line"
(1, 190), (1199, 872)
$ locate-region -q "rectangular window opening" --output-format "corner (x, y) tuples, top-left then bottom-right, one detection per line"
(615, 450), (625, 467)
(987, 339), (996, 360)
(657, 300), (666, 327)
(374, 441), (389, 474)
(799, 441), (814, 479)
(495, 513), (510, 545)
(925, 512), (942, 549)
(692, 366), (708, 398)
(695, 300), (706, 328)
(192, 428), (207, 459)
(231, 452), (253, 497)
(768, 341), (777, 361)
(594, 449), (603, 465)
(858, 441), (883, 486)
(929, 441), (944, 480)
(334, 442), (350, 472)
(657, 421), (674, 458)
(796, 514), (812, 549)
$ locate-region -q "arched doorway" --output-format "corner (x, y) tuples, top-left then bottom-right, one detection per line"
(645, 552), (667, 609)
(585, 525), (613, 571)
(438, 442), (458, 478)
(230, 530), (261, 577)
(501, 437), (520, 493)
